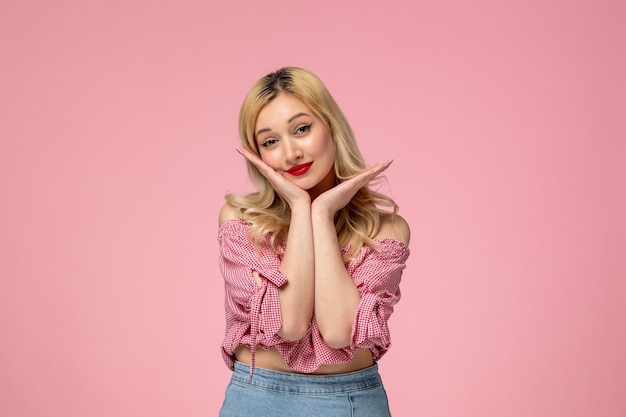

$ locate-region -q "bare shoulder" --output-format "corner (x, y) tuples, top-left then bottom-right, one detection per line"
(218, 202), (239, 226)
(374, 212), (411, 245)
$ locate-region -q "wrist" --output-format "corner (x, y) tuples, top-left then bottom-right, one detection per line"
(311, 201), (335, 221)
(289, 198), (312, 213)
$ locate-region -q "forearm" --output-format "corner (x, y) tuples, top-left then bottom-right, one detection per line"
(311, 208), (361, 349)
(276, 201), (315, 340)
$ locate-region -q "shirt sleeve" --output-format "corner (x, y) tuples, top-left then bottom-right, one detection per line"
(346, 239), (410, 359)
(218, 220), (287, 345)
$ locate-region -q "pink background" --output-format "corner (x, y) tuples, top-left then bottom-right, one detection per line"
(1, 0), (624, 416)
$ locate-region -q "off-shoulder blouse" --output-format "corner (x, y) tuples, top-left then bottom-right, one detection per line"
(218, 219), (409, 378)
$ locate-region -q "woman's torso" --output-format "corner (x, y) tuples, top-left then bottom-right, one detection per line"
(235, 345), (374, 374)
(222, 210), (409, 375)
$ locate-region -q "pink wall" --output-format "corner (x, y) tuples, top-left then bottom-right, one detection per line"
(1, 1), (624, 416)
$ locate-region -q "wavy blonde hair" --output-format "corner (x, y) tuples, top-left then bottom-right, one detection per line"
(226, 67), (398, 259)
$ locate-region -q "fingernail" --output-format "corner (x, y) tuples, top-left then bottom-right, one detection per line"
(235, 148), (244, 156)
(383, 159), (394, 170)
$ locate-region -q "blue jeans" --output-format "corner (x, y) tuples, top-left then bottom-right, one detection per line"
(219, 362), (392, 417)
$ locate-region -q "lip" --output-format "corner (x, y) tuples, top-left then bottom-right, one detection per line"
(286, 162), (313, 176)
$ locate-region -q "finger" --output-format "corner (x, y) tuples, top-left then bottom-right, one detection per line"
(236, 147), (261, 165)
(349, 159), (393, 189)
(336, 160), (388, 189)
(236, 148), (297, 195)
(370, 159), (393, 176)
(237, 148), (276, 177)
(342, 160), (391, 189)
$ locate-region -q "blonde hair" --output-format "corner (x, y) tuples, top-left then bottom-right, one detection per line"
(226, 67), (398, 259)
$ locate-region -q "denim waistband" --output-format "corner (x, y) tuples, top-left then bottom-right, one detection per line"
(231, 362), (383, 395)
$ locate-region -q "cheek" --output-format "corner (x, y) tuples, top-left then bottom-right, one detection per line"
(259, 152), (280, 169)
(323, 140), (336, 162)
(310, 134), (334, 157)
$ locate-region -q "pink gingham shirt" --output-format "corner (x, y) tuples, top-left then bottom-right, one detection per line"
(218, 219), (409, 376)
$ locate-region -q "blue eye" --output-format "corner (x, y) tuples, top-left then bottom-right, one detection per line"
(261, 138), (277, 148)
(295, 124), (311, 134)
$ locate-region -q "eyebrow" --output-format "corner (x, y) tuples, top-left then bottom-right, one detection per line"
(255, 112), (311, 137)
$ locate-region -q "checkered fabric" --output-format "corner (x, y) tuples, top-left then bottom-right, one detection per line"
(218, 219), (409, 377)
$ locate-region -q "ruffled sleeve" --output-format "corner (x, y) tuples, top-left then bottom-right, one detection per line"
(345, 239), (410, 359)
(218, 221), (410, 376)
(218, 219), (288, 377)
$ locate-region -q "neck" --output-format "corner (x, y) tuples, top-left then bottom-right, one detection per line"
(308, 168), (337, 201)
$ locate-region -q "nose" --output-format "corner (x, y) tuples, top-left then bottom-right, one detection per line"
(284, 137), (302, 163)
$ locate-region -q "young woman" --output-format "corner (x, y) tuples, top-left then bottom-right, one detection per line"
(218, 67), (410, 417)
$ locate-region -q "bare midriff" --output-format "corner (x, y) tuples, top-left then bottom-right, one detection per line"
(235, 345), (374, 374)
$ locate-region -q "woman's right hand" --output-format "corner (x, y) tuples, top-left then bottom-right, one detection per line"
(237, 147), (312, 207)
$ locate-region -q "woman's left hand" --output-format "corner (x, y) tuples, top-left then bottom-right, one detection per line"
(312, 159), (392, 217)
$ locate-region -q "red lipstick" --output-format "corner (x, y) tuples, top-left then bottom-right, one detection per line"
(286, 162), (313, 176)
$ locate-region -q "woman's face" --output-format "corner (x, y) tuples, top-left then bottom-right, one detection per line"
(254, 93), (336, 198)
